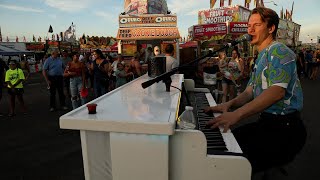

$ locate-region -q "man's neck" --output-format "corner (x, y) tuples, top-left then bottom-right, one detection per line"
(257, 36), (275, 52)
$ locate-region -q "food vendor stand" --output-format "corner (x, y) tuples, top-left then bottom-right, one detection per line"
(116, 0), (181, 62)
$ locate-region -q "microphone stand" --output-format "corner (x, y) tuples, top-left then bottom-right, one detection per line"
(141, 43), (233, 91)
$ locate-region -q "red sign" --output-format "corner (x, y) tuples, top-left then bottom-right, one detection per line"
(229, 22), (248, 34)
(193, 23), (227, 39)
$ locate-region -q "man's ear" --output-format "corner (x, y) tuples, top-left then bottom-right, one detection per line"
(269, 25), (275, 34)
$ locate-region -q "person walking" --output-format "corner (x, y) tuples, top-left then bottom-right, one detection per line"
(205, 7), (306, 173)
(5, 60), (27, 117)
(64, 52), (86, 109)
(42, 50), (68, 112)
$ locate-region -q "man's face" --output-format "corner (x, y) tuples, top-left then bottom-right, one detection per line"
(248, 13), (271, 46)
(52, 51), (59, 58)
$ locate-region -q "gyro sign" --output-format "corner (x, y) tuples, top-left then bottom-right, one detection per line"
(119, 14), (177, 27)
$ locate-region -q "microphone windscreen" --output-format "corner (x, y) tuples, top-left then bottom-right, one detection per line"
(243, 34), (252, 41)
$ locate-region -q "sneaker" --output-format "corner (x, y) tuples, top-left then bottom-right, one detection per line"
(62, 106), (68, 110)
(49, 108), (55, 112)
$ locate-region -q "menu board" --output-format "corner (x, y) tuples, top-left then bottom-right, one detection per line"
(122, 40), (137, 56)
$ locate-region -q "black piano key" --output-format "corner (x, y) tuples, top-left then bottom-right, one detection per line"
(207, 146), (228, 151)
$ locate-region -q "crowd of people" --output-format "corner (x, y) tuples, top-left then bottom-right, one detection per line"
(39, 43), (178, 113)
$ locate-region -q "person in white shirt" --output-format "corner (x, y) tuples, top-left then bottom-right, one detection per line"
(164, 44), (179, 72)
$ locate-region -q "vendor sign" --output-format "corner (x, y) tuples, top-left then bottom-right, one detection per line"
(193, 23), (227, 40)
(117, 27), (180, 40)
(198, 5), (250, 25)
(26, 42), (45, 52)
(229, 22), (248, 34)
(119, 14), (177, 27)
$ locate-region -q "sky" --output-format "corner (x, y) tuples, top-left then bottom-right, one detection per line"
(0, 0), (319, 43)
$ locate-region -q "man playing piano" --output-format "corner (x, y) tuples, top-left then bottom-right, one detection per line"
(205, 7), (306, 173)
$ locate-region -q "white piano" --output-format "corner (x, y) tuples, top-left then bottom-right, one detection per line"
(60, 74), (251, 180)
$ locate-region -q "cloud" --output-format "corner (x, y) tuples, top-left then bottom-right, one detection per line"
(94, 11), (117, 23)
(0, 4), (44, 13)
(167, 0), (206, 15)
(44, 0), (91, 12)
(48, 14), (57, 19)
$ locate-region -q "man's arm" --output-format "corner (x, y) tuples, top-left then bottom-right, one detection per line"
(228, 85), (254, 108)
(234, 85), (285, 120)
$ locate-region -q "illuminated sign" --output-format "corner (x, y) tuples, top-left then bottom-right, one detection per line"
(119, 14), (177, 27)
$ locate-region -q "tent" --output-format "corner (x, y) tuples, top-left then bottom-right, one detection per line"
(0, 44), (34, 56)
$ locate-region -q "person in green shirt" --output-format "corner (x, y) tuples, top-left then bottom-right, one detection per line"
(5, 60), (27, 117)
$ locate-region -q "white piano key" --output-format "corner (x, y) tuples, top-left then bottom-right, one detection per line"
(205, 93), (243, 154)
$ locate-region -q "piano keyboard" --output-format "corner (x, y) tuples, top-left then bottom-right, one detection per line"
(194, 92), (243, 154)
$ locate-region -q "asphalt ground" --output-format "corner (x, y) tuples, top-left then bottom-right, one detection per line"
(0, 72), (319, 180)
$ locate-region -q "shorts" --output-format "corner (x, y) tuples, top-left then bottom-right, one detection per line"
(221, 77), (234, 85)
(8, 88), (24, 96)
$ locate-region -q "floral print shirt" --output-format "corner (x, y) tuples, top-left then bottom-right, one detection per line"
(248, 42), (303, 115)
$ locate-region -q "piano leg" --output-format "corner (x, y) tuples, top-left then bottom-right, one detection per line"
(80, 130), (113, 180)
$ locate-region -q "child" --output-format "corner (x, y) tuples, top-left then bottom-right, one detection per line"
(115, 62), (133, 88)
(5, 60), (27, 117)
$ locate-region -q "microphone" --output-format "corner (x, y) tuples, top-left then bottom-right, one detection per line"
(230, 34), (252, 46)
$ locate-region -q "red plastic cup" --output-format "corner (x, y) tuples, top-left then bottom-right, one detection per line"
(86, 103), (97, 114)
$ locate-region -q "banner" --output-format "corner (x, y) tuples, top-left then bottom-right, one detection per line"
(193, 23), (227, 40)
(119, 14), (177, 27)
(117, 27), (180, 40)
(198, 6), (251, 25)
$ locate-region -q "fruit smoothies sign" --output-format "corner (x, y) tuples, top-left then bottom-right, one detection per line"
(117, 27), (180, 40)
(193, 23), (227, 40)
(198, 6), (250, 25)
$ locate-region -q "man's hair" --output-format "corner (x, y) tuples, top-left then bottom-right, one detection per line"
(165, 44), (174, 54)
(251, 7), (279, 39)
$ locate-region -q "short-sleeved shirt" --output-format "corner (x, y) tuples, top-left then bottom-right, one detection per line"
(219, 58), (241, 80)
(43, 56), (65, 76)
(5, 68), (25, 88)
(165, 56), (179, 72)
(115, 70), (127, 87)
(247, 42), (303, 115)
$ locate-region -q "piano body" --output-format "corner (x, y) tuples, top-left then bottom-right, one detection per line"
(60, 74), (251, 180)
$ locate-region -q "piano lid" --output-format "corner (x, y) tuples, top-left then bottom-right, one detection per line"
(60, 74), (183, 135)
